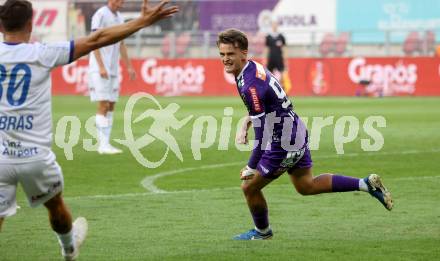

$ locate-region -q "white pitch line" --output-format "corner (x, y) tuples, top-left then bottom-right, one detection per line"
(66, 175), (440, 201)
(141, 148), (440, 193)
(141, 162), (243, 193)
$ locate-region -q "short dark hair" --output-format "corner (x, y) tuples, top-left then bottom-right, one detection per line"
(217, 29), (248, 51)
(0, 0), (33, 32)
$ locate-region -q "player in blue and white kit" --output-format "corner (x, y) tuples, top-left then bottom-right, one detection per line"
(216, 29), (393, 240)
(88, 0), (137, 155)
(0, 0), (178, 259)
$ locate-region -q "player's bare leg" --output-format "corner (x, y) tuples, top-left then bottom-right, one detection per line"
(289, 167), (333, 195)
(289, 167), (393, 210)
(97, 100), (110, 115)
(44, 193), (73, 234)
(44, 193), (88, 261)
(234, 171), (274, 240)
(108, 101), (115, 112)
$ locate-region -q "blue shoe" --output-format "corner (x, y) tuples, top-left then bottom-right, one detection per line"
(233, 228), (273, 240)
(364, 174), (393, 211)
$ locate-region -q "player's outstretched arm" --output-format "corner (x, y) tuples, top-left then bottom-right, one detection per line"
(72, 0), (178, 61)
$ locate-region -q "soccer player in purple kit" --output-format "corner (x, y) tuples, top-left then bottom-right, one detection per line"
(216, 29), (393, 240)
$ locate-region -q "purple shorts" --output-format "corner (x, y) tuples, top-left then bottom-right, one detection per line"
(256, 146), (313, 179)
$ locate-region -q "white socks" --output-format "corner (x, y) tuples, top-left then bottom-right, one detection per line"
(106, 112), (113, 141)
(96, 114), (110, 148)
(359, 179), (369, 192)
(255, 226), (271, 234)
(57, 229), (74, 253)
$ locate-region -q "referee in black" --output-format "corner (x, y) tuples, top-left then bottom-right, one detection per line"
(264, 20), (287, 74)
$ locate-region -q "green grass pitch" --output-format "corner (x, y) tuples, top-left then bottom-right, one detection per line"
(1, 96), (439, 260)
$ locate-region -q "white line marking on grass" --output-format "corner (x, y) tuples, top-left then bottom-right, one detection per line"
(141, 149), (440, 193)
(141, 162), (242, 193)
(392, 175), (440, 181)
(66, 175), (440, 201)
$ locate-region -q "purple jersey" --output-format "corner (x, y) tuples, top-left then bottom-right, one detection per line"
(235, 60), (312, 178)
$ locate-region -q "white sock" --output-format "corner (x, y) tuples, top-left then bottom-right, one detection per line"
(105, 112), (113, 143)
(359, 179), (369, 192)
(106, 112), (113, 126)
(57, 229), (74, 252)
(255, 226), (271, 234)
(95, 114), (110, 148)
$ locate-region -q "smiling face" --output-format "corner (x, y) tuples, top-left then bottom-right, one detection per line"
(217, 29), (249, 77)
(218, 43), (248, 77)
(218, 43), (247, 77)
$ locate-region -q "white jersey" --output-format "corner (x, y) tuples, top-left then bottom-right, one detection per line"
(0, 41), (73, 163)
(88, 6), (124, 77)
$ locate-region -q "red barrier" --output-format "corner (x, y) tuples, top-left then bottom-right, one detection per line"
(294, 57), (440, 96)
(52, 57), (440, 97)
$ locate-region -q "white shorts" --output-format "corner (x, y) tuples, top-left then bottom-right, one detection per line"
(88, 72), (120, 102)
(0, 160), (64, 217)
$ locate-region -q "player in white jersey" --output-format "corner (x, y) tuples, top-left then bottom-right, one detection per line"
(0, 0), (178, 260)
(88, 0), (136, 155)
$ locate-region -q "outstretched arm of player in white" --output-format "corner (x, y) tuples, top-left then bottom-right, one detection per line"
(120, 41), (136, 80)
(236, 115), (252, 145)
(72, 0), (178, 61)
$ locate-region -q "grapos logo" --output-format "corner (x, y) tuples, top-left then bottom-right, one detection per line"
(55, 92), (387, 168)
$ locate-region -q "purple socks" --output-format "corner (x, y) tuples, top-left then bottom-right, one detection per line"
(331, 175), (360, 192)
(251, 208), (269, 230)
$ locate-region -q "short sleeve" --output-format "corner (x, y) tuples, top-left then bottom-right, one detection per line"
(37, 41), (74, 68)
(91, 10), (104, 31)
(117, 12), (124, 24)
(281, 34), (286, 46)
(265, 35), (270, 47)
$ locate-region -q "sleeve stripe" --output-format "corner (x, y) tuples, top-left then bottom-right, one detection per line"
(68, 40), (75, 63)
(250, 112), (265, 119)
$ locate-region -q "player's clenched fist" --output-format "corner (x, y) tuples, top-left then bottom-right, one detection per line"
(236, 129), (248, 145)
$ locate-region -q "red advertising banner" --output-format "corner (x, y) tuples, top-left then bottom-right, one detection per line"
(52, 57), (440, 97)
(292, 57), (440, 96)
(31, 0), (68, 41)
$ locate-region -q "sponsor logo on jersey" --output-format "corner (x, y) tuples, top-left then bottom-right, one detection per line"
(249, 87), (262, 112)
(237, 76), (245, 89)
(0, 115), (34, 131)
